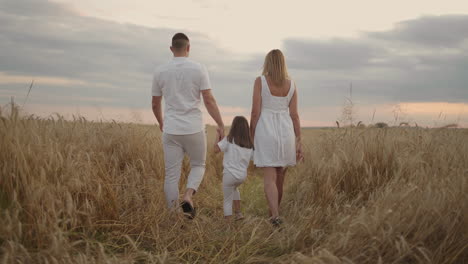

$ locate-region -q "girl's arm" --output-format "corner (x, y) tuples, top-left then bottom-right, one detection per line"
(250, 77), (262, 140)
(214, 142), (221, 153)
(289, 82), (303, 161)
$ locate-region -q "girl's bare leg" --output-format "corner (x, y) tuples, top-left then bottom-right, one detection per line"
(233, 200), (241, 213)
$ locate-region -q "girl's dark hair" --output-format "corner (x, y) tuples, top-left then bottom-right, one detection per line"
(227, 116), (253, 149)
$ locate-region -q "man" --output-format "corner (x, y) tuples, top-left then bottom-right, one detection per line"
(152, 33), (224, 218)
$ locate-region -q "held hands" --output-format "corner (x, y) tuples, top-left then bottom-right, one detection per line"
(213, 125), (224, 153)
(216, 125), (225, 142)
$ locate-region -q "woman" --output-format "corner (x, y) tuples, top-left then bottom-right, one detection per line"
(250, 49), (303, 226)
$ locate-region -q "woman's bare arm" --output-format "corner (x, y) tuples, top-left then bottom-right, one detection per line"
(289, 83), (301, 140)
(289, 82), (303, 161)
(250, 77), (262, 139)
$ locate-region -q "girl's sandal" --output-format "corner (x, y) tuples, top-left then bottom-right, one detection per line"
(235, 212), (244, 221)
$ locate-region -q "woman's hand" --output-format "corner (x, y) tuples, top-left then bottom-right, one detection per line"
(289, 83), (302, 163)
(296, 138), (304, 162)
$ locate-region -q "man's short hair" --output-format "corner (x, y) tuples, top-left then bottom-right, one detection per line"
(172, 33), (190, 49)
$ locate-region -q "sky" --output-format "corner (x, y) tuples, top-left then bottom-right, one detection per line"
(1, 0), (468, 127)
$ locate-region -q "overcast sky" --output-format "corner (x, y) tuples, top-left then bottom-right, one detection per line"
(1, 0), (467, 127)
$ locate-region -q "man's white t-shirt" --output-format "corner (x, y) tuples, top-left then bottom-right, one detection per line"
(218, 137), (254, 180)
(152, 57), (211, 135)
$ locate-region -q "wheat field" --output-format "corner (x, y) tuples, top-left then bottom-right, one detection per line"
(1, 106), (467, 263)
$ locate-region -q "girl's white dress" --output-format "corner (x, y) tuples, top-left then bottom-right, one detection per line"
(253, 76), (296, 167)
(217, 137), (253, 216)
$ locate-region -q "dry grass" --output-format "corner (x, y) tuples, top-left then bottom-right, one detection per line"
(1, 106), (467, 263)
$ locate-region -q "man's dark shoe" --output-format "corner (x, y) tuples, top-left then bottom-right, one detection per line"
(180, 201), (196, 220)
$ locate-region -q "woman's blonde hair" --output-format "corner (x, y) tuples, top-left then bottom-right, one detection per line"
(262, 49), (289, 85)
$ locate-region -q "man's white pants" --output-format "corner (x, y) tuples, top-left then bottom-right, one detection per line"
(162, 131), (206, 208)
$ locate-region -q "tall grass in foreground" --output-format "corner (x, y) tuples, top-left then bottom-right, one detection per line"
(0, 107), (467, 263)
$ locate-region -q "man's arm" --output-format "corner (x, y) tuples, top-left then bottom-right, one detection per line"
(152, 96), (163, 132)
(151, 70), (164, 132)
(201, 89), (224, 138)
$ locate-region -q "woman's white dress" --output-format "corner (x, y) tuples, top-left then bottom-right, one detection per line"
(253, 76), (296, 167)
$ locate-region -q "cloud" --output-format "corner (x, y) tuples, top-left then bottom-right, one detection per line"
(0, 0), (76, 17)
(280, 15), (468, 107)
(367, 15), (468, 47)
(0, 0), (248, 109)
(284, 38), (382, 70)
(0, 1), (467, 126)
(0, 72), (117, 88)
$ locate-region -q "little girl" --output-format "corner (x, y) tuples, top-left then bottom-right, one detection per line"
(214, 116), (254, 220)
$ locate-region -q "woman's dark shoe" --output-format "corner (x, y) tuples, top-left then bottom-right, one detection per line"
(180, 201), (196, 219)
(270, 217), (283, 227)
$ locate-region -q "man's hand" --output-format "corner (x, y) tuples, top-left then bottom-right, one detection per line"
(159, 123), (164, 132)
(213, 129), (222, 153)
(216, 125), (225, 141)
